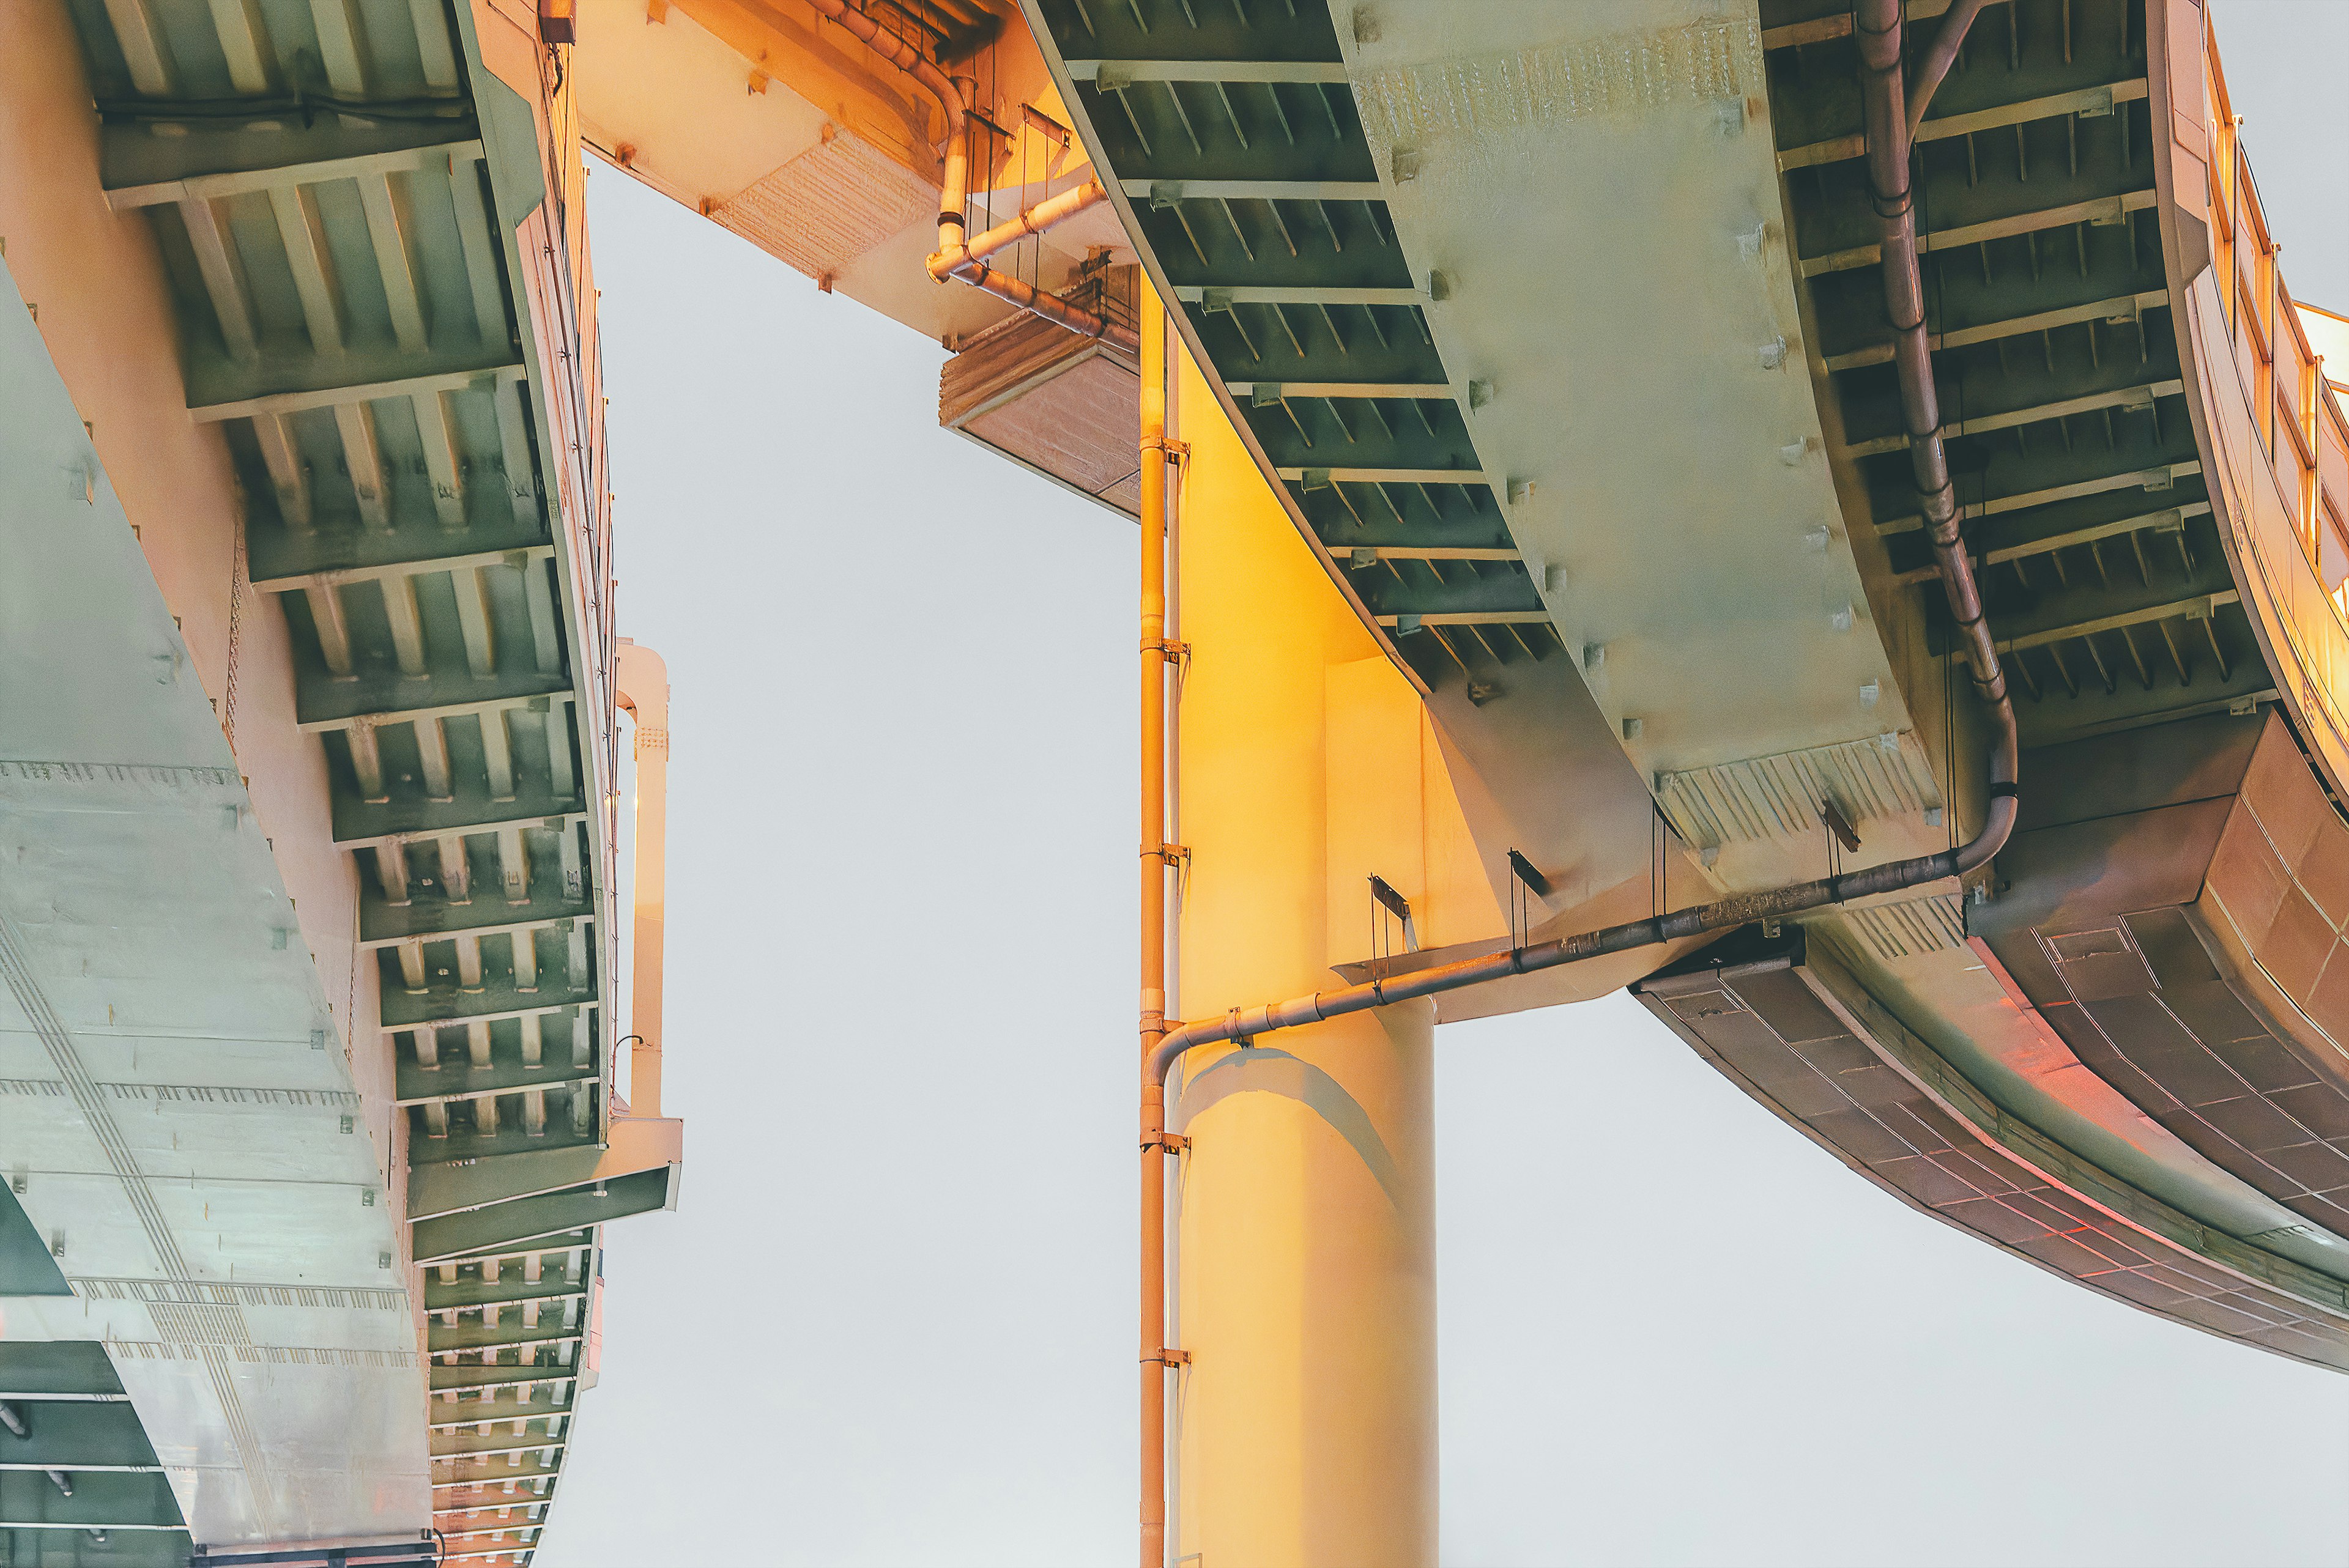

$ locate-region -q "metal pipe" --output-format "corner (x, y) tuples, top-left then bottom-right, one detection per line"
(803, 0), (968, 246)
(614, 639), (669, 1120)
(1904, 0), (1991, 141)
(956, 262), (1140, 350)
(1137, 283), (1171, 1568)
(929, 178), (1112, 280)
(1860, 0), (2009, 719)
(804, 0), (1132, 346)
(1145, 0), (2019, 1092)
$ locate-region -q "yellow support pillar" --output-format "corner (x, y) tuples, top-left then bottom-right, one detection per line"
(1166, 346), (1439, 1567)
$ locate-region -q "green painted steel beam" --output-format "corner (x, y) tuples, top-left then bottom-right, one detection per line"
(0, 1191), (70, 1299)
(432, 1459), (560, 1485)
(1800, 190), (2161, 276)
(378, 982), (598, 1034)
(408, 1124), (604, 1189)
(1174, 285), (1421, 306)
(409, 1122), (675, 1217)
(428, 1363), (578, 1397)
(1995, 591), (2244, 655)
(1876, 461), (2205, 534)
(398, 1057), (598, 1108)
(0, 1403), (162, 1470)
(1069, 59), (1348, 83)
(98, 113), (475, 201)
(0, 1524), (190, 1566)
(425, 1275), (587, 1312)
(106, 136), (485, 210)
(358, 874), (593, 948)
(189, 358), (525, 424)
(426, 1320), (582, 1356)
(1229, 382), (1452, 399)
(411, 1169), (671, 1264)
(427, 1396), (574, 1431)
(1844, 379), (2185, 459)
(0, 1347), (122, 1398)
(1123, 178), (1382, 201)
(340, 804), (590, 857)
(0, 1470), (185, 1532)
(294, 665), (573, 733)
(1277, 467), (1491, 486)
(432, 1427), (565, 1461)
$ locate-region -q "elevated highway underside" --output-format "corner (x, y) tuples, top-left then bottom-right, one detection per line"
(1, 0), (681, 1558)
(3, 0), (2348, 1560)
(998, 0), (2349, 1410)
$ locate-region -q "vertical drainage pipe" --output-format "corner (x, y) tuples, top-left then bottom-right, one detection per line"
(1137, 283), (1171, 1568)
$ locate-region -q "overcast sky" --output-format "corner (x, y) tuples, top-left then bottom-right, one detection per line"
(536, 7), (2349, 1564)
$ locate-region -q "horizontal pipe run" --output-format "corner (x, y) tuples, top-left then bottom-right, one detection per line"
(1148, 712), (2013, 1088)
(929, 178), (1111, 279)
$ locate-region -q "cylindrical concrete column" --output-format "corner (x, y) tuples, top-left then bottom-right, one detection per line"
(1167, 348), (1438, 1568)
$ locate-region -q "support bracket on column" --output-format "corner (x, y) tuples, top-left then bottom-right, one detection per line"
(1144, 1131), (1190, 1155)
(1149, 1348), (1190, 1367)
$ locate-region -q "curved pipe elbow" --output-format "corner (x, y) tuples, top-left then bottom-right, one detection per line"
(929, 178), (1115, 283)
(1954, 698), (2021, 876)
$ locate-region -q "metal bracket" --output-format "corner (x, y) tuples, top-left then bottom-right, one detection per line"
(1151, 1348), (1191, 1367)
(1820, 797), (1863, 853)
(1148, 843), (1190, 868)
(1146, 1132), (1190, 1156)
